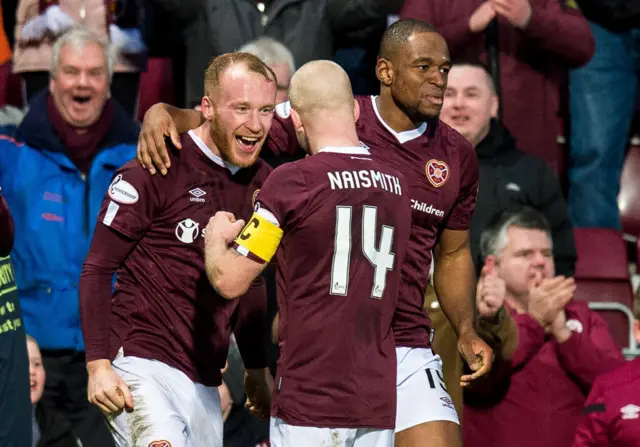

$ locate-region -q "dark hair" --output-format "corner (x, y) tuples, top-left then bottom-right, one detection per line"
(451, 59), (497, 93)
(204, 52), (276, 96)
(479, 207), (552, 261)
(379, 19), (439, 61)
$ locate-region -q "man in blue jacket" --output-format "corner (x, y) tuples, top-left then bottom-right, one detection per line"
(0, 27), (137, 446)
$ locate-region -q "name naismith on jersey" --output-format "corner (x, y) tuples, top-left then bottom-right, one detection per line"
(328, 170), (403, 195)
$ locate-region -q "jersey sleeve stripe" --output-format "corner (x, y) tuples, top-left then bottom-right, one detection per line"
(103, 200), (120, 227)
(583, 404), (606, 414)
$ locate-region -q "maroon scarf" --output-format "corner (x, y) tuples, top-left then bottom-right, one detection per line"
(47, 94), (114, 174)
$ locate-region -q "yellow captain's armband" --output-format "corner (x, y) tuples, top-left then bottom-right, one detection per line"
(235, 212), (283, 262)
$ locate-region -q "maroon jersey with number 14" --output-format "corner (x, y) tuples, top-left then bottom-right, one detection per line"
(250, 145), (412, 429)
(268, 96), (480, 350)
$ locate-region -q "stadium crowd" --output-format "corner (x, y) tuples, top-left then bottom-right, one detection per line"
(0, 0), (639, 446)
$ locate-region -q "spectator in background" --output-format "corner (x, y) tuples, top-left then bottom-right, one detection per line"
(0, 193), (32, 447)
(27, 336), (45, 446)
(400, 0), (594, 175)
(568, 1), (640, 229)
(0, 27), (138, 446)
(28, 335), (78, 447)
(463, 208), (625, 447)
(423, 258), (518, 421)
(149, 0), (402, 109)
(239, 37), (295, 104)
(572, 293), (640, 446)
(240, 36), (299, 170)
(439, 61), (576, 277)
(13, 0), (146, 117)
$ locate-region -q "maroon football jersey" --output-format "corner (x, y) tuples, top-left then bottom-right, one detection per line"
(252, 146), (412, 429)
(573, 358), (640, 447)
(96, 131), (271, 386)
(269, 96), (479, 348)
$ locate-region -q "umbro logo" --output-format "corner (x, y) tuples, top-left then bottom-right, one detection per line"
(621, 404), (640, 420)
(189, 188), (206, 203)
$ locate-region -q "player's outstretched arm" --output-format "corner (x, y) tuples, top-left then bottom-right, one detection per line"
(433, 229), (495, 387)
(137, 103), (204, 175)
(204, 212), (271, 299)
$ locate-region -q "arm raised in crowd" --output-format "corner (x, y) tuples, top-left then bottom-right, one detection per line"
(523, 0), (595, 67)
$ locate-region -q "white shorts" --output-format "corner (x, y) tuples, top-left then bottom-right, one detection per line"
(106, 353), (223, 447)
(395, 347), (459, 433)
(270, 417), (394, 447)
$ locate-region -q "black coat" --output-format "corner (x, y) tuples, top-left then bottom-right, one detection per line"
(576, 0), (640, 31)
(471, 120), (577, 277)
(34, 404), (78, 447)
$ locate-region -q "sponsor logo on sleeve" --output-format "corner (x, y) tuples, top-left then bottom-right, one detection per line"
(425, 159), (450, 188)
(108, 174), (139, 204)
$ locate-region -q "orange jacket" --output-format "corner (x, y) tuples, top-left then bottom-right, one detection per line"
(0, 3), (12, 64)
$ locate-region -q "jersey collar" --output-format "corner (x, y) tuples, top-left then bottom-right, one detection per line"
(370, 95), (427, 144)
(188, 130), (242, 175)
(318, 145), (371, 155)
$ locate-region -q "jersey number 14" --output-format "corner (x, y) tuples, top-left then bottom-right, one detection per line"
(330, 206), (395, 299)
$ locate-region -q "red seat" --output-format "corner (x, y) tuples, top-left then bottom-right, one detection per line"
(573, 228), (634, 350)
(618, 146), (640, 239)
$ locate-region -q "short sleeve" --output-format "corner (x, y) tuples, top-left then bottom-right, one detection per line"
(97, 161), (162, 240)
(254, 163), (308, 231)
(445, 141), (479, 230)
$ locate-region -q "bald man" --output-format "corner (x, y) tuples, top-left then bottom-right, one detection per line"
(203, 60), (413, 447)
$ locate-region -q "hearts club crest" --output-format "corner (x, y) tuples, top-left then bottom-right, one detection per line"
(425, 159), (450, 188)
